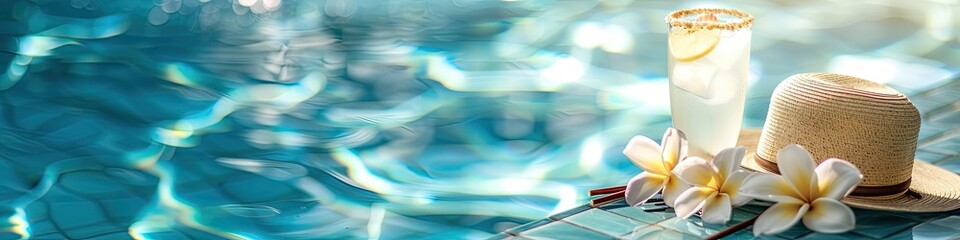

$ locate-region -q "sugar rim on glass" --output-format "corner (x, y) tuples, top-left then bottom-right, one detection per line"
(665, 8), (754, 31)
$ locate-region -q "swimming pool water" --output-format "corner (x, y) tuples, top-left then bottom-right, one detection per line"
(0, 0), (957, 239)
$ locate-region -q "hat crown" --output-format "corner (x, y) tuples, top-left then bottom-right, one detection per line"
(805, 72), (901, 96)
(756, 73), (921, 190)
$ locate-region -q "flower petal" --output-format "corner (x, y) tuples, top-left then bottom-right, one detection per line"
(624, 136), (667, 175)
(713, 147), (746, 179)
(674, 187), (716, 219)
(660, 128), (687, 171)
(674, 156), (720, 189)
(802, 198), (856, 233)
(776, 144), (819, 201)
(701, 193), (732, 224)
(626, 172), (667, 206)
(663, 175), (692, 208)
(814, 159), (863, 200)
(753, 202), (810, 236)
(720, 170), (753, 206)
(739, 173), (805, 204)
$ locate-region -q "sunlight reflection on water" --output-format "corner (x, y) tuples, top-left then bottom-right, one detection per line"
(0, 0), (956, 239)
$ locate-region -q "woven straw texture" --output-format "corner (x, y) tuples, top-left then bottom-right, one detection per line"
(739, 73), (960, 212)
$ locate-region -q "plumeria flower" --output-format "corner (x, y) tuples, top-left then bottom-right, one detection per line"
(672, 147), (753, 224)
(624, 128), (690, 207)
(739, 144), (863, 236)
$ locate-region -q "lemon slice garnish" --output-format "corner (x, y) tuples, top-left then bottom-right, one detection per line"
(669, 28), (720, 62)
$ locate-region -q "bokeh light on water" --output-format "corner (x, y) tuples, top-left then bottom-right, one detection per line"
(0, 0), (956, 239)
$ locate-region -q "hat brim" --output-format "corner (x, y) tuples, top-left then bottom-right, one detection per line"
(737, 129), (960, 212)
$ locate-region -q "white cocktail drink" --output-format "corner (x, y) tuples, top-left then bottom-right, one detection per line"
(666, 9), (753, 158)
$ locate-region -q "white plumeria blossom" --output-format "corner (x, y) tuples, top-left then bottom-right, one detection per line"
(672, 147), (753, 224)
(624, 128), (690, 207)
(739, 144), (864, 236)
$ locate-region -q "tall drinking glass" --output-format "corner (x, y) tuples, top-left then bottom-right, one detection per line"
(666, 8), (754, 158)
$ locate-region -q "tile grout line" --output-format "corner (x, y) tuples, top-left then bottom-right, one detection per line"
(598, 207), (702, 238)
(557, 217), (629, 239)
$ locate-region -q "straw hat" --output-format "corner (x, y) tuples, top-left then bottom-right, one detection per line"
(738, 72), (960, 212)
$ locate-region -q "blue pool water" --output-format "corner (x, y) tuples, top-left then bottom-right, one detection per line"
(0, 0), (957, 239)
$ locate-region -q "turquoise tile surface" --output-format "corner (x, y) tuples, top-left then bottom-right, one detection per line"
(622, 225), (698, 240)
(927, 215), (960, 228)
(719, 230), (787, 240)
(487, 232), (513, 239)
(850, 209), (917, 238)
(884, 229), (914, 240)
(504, 236), (534, 240)
(505, 219), (554, 235)
(605, 202), (675, 224)
(563, 208), (644, 237)
(500, 182), (960, 240)
(903, 222), (960, 239)
(637, 203), (670, 212)
(772, 224), (812, 239)
(887, 210), (953, 222)
(736, 201), (773, 214)
(595, 200), (630, 211)
(798, 232), (870, 239)
(885, 217), (960, 240)
(656, 217), (722, 236)
(548, 204), (592, 221)
(726, 209), (758, 226)
(519, 221), (614, 240)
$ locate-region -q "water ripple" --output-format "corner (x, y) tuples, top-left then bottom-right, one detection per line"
(215, 158), (308, 181)
(219, 204), (282, 218)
